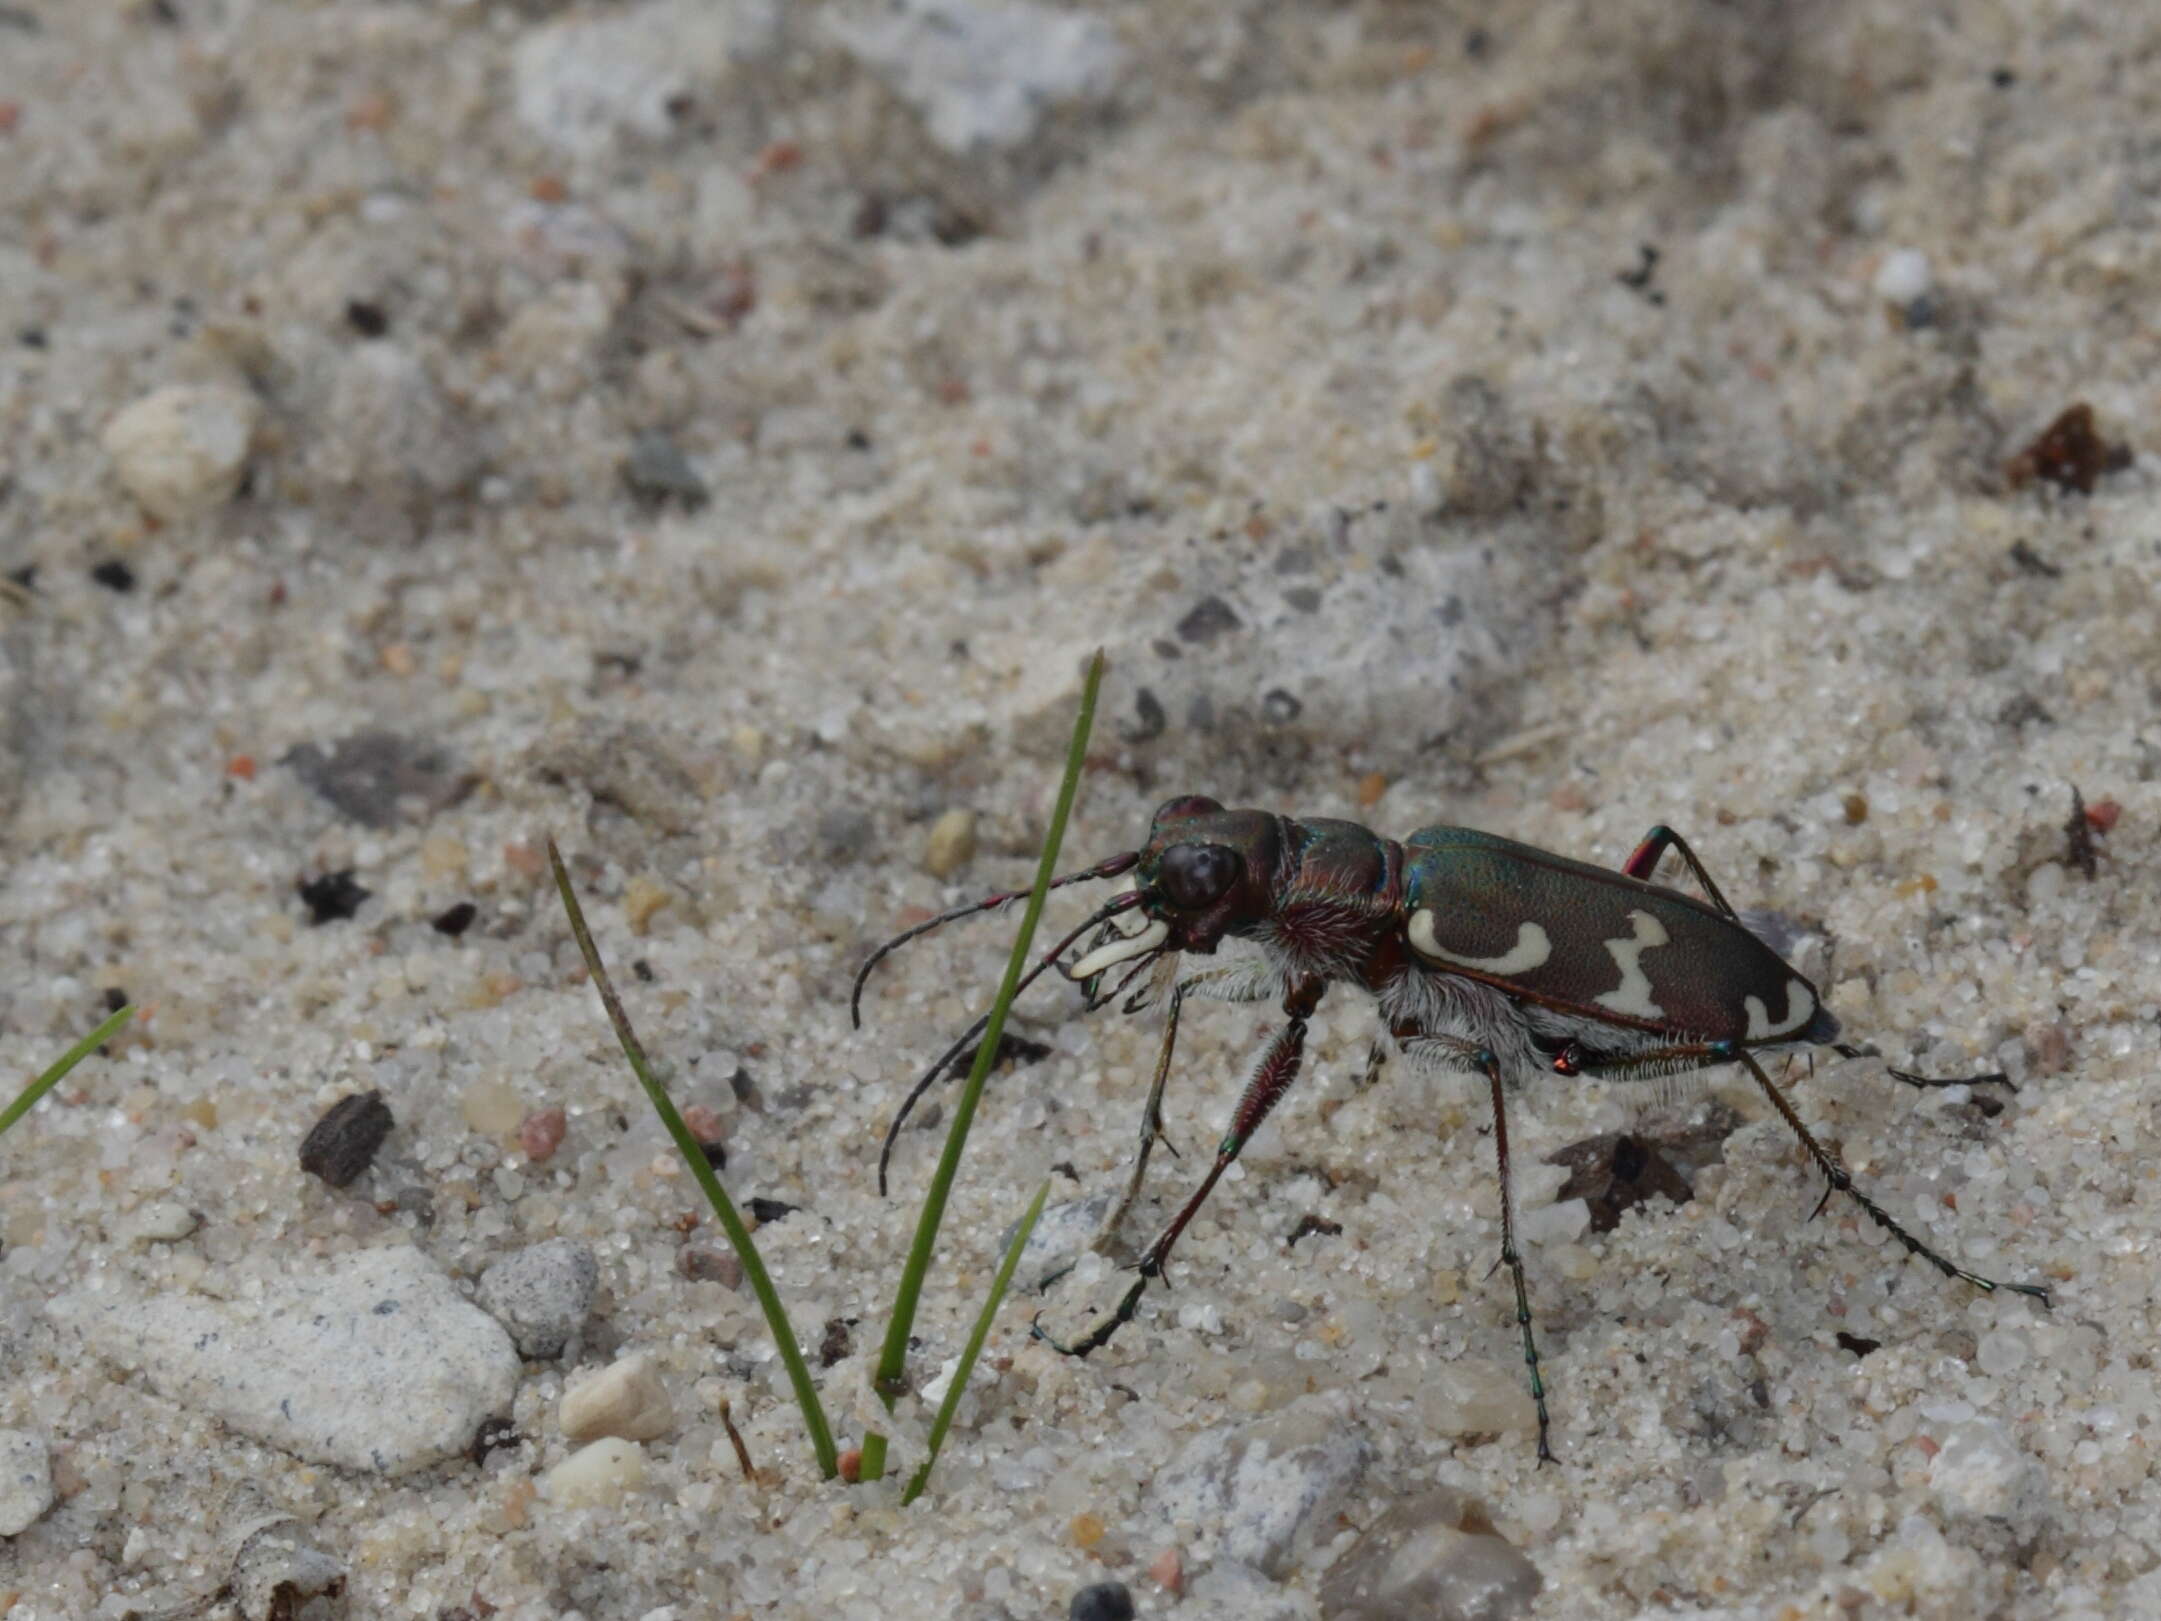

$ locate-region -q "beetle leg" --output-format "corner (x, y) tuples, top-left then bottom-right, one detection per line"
(1735, 1050), (2053, 1306)
(1093, 960), (1281, 1255)
(1396, 1030), (1557, 1464)
(1832, 1041), (2016, 1094)
(1359, 1039), (1390, 1088)
(1042, 975), (1323, 1358)
(1619, 824), (1741, 922)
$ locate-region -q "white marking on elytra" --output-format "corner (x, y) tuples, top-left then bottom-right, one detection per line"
(1744, 979), (1816, 1040)
(1069, 918), (1169, 980)
(1591, 909), (1669, 1019)
(1407, 910), (1553, 975)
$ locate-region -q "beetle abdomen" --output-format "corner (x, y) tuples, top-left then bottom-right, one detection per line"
(1400, 826), (1833, 1047)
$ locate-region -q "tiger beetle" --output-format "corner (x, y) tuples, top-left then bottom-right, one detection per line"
(852, 796), (2053, 1463)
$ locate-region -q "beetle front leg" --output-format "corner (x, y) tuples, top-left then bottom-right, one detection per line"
(1096, 961), (1279, 1256)
(1040, 975), (1323, 1359)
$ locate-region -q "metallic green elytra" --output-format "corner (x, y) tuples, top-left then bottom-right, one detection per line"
(855, 793), (2052, 1463)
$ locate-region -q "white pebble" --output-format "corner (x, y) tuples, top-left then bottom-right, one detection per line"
(101, 383), (259, 522)
(1519, 1198), (1590, 1247)
(546, 1437), (647, 1507)
(51, 1246), (519, 1476)
(821, 0), (1125, 156)
(561, 1349), (675, 1442)
(0, 1430), (54, 1536)
(1873, 248), (1933, 305)
(120, 1199), (200, 1245)
(480, 1238), (598, 1360)
(1929, 1419), (2050, 1528)
(1417, 1357), (1536, 1438)
(1978, 1328), (2030, 1377)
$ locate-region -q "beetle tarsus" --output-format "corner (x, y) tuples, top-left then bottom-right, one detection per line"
(1834, 1043), (2018, 1093)
(1740, 1051), (2053, 1307)
(1032, 1274), (1153, 1359)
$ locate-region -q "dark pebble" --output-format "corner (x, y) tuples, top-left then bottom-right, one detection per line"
(91, 560), (136, 592)
(623, 430), (709, 508)
(299, 1090), (394, 1188)
(282, 730), (465, 830)
(815, 806), (875, 860)
(344, 299), (389, 337)
(431, 900), (478, 936)
(297, 869), (370, 924)
(1174, 595), (1241, 644)
(1068, 1582), (1135, 1621)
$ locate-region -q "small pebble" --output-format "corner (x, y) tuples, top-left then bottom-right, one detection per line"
(296, 870), (370, 925)
(462, 1078), (525, 1135)
(1148, 1547), (1184, 1595)
(298, 1090), (394, 1188)
(622, 874), (672, 933)
(0, 1429), (54, 1536)
(1517, 1197), (1589, 1247)
(677, 1245), (743, 1288)
(1318, 1486), (1542, 1621)
(1009, 1192), (1111, 1290)
(100, 381), (259, 521)
(546, 1437), (647, 1507)
(1067, 1581), (1134, 1621)
(479, 1238), (599, 1360)
(1873, 248), (1933, 306)
(518, 1106), (568, 1162)
(282, 731), (464, 830)
(1977, 1328), (2029, 1377)
(680, 1103), (727, 1148)
(922, 807), (977, 877)
(1416, 1357), (1536, 1440)
(822, 0), (1124, 155)
(120, 1198), (201, 1245)
(1928, 1419), (2050, 1529)
(1145, 1396), (1370, 1577)
(622, 430), (709, 508)
(561, 1349), (675, 1442)
(230, 1515), (348, 1620)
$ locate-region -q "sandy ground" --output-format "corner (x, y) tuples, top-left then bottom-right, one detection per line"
(3, 2), (2159, 1617)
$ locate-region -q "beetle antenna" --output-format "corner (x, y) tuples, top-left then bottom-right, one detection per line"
(877, 890), (1143, 1194)
(851, 851), (1139, 1028)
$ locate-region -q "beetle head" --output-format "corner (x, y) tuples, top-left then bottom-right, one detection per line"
(1067, 797), (1280, 979)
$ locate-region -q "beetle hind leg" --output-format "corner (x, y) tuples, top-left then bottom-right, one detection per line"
(1833, 1041), (2017, 1094)
(1736, 1050), (2052, 1307)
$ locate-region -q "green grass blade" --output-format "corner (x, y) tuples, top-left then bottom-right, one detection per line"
(548, 840), (839, 1481)
(0, 1004), (136, 1142)
(859, 650), (1104, 1484)
(902, 1176), (1050, 1505)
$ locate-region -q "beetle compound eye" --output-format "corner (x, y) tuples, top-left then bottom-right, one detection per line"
(1160, 843), (1240, 910)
